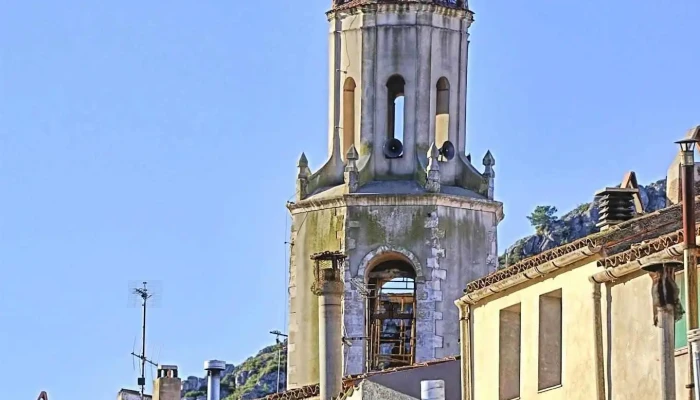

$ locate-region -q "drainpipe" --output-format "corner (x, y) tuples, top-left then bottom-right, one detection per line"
(456, 300), (472, 400)
(677, 138), (699, 400)
(421, 380), (446, 400)
(589, 280), (606, 400)
(643, 261), (685, 400)
(660, 302), (679, 400)
(688, 329), (700, 400)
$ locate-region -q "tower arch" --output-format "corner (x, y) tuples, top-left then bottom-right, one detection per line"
(355, 245), (424, 282)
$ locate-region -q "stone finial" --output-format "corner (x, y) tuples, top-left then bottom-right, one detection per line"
(298, 152), (309, 169)
(297, 153), (311, 201)
(482, 150), (495, 169)
(345, 145), (358, 171)
(483, 150), (495, 200)
(426, 143), (441, 193)
(344, 145), (359, 193)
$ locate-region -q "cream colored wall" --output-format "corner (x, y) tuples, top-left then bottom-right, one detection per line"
(470, 260), (695, 400)
(472, 260), (601, 400)
(605, 271), (692, 400)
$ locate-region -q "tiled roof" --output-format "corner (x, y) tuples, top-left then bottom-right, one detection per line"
(465, 197), (700, 293)
(258, 356), (459, 400)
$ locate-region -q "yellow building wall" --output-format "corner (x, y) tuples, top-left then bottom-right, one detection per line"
(470, 260), (694, 400)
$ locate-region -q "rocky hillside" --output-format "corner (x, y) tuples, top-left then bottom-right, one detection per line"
(181, 341), (287, 400)
(498, 178), (667, 268)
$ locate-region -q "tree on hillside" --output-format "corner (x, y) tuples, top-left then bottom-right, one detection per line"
(527, 205), (558, 232)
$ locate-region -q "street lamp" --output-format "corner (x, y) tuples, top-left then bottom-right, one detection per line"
(676, 138), (699, 400)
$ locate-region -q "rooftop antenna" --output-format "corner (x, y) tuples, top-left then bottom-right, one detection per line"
(129, 281), (161, 400)
(269, 330), (288, 393)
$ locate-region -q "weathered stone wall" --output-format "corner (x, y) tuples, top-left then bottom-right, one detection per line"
(287, 207), (346, 389)
(343, 199), (498, 374)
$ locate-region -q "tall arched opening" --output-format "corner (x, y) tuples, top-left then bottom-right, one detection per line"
(366, 258), (416, 371)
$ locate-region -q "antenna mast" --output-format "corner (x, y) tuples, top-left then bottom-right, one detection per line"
(269, 330), (288, 393)
(131, 281), (158, 400)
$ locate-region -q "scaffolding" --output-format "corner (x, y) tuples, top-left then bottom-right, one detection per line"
(368, 276), (416, 370)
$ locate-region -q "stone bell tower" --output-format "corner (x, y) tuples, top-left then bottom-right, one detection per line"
(286, 0), (503, 390)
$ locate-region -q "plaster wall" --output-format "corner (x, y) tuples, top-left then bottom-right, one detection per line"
(472, 260), (600, 400)
(470, 260), (694, 400)
(606, 271), (691, 400)
(287, 207), (346, 389)
(367, 359), (460, 399)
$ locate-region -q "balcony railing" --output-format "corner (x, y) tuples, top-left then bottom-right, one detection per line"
(333, 0), (468, 10)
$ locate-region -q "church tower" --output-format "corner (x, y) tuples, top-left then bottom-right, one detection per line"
(286, 0), (503, 389)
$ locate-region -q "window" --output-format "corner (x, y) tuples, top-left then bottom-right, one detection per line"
(499, 304), (521, 400)
(343, 78), (356, 159)
(386, 75), (406, 144)
(538, 289), (563, 391)
(435, 77), (450, 147)
(675, 272), (700, 348)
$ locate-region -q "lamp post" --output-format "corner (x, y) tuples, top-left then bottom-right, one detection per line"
(677, 139), (699, 400)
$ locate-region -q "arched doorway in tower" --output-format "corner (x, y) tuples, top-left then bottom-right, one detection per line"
(366, 259), (417, 371)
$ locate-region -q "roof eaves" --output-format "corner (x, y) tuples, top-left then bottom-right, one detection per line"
(465, 196), (698, 296)
(259, 356), (460, 399)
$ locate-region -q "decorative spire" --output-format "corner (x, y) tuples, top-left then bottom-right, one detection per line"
(482, 150), (495, 199)
(426, 143), (440, 193)
(344, 145), (359, 193)
(297, 153), (311, 201)
(482, 150), (495, 176)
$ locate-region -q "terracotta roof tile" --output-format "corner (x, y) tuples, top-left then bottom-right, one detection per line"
(258, 356), (459, 399)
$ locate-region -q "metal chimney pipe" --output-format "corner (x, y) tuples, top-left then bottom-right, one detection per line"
(677, 138), (699, 400)
(421, 380), (446, 400)
(204, 360), (226, 400)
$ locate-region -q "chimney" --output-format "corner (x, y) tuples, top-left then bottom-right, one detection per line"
(421, 380), (446, 400)
(204, 360), (226, 400)
(153, 365), (180, 400)
(595, 187), (638, 231)
(311, 251), (346, 400)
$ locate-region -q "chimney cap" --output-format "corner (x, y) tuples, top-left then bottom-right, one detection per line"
(594, 187), (639, 198)
(157, 364), (178, 371)
(204, 360), (226, 371)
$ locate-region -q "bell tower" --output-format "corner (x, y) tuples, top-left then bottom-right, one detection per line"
(286, 0), (503, 390)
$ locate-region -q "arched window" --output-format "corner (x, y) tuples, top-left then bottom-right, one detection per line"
(343, 78), (357, 159)
(435, 77), (450, 147)
(386, 75), (406, 144)
(366, 259), (416, 371)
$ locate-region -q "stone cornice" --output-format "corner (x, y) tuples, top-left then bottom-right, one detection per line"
(286, 193), (503, 220)
(327, 1), (474, 22)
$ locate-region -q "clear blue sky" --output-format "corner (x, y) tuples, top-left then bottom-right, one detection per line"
(1, 1), (699, 399)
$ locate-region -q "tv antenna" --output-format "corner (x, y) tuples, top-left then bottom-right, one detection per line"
(129, 281), (161, 400)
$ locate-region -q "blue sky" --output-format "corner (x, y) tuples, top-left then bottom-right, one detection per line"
(1, 0), (699, 399)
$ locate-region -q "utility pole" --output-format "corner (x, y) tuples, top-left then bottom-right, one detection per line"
(270, 330), (288, 393)
(677, 139), (699, 400)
